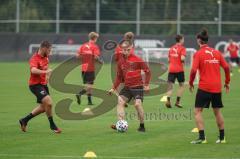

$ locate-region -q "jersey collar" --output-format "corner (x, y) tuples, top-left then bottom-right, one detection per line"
(200, 44), (208, 48)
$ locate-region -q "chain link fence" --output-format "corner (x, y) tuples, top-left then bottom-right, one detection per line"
(0, 0), (239, 35)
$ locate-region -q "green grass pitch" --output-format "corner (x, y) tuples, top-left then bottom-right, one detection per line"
(0, 62), (239, 159)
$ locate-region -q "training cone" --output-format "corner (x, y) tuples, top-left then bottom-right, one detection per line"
(82, 108), (94, 115)
(160, 95), (167, 102)
(84, 151), (97, 158)
(191, 127), (199, 133)
(83, 107), (91, 112)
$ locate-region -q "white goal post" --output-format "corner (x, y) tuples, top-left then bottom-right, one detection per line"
(137, 48), (196, 66)
(135, 47), (199, 84)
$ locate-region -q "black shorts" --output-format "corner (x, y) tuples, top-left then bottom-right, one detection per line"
(82, 71), (95, 84)
(230, 57), (239, 64)
(29, 84), (50, 104)
(225, 57), (230, 63)
(195, 89), (223, 108)
(119, 86), (144, 102)
(168, 72), (185, 83)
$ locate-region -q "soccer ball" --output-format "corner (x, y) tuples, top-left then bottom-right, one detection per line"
(231, 62), (237, 67)
(116, 120), (128, 132)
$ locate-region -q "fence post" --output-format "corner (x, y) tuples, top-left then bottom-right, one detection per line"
(56, 0), (60, 34)
(16, 0), (20, 33)
(218, 0), (222, 36)
(136, 0), (141, 36)
(96, 0), (100, 33)
(177, 0), (181, 34)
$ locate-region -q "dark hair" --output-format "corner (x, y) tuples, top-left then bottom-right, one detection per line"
(197, 28), (208, 44)
(175, 34), (183, 42)
(40, 41), (52, 48)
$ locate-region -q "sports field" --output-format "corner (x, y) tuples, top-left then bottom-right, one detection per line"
(0, 62), (239, 159)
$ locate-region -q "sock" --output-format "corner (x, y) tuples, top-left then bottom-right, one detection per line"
(167, 97), (171, 102)
(48, 116), (57, 129)
(219, 129), (225, 140)
(176, 96), (181, 103)
(22, 113), (34, 123)
(199, 130), (205, 140)
(87, 94), (92, 104)
(140, 123), (145, 128)
(79, 89), (87, 95)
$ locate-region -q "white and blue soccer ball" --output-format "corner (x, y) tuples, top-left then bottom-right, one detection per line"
(116, 120), (128, 132)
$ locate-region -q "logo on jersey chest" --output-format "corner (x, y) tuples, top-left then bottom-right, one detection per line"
(204, 58), (219, 64)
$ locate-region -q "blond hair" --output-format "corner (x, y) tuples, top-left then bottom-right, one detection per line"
(88, 32), (99, 40)
(123, 32), (134, 41)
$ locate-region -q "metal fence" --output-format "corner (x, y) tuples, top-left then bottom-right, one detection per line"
(0, 0), (239, 35)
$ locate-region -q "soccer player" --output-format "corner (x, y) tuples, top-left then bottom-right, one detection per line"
(165, 35), (186, 108)
(108, 40), (151, 132)
(189, 29), (230, 144)
(19, 41), (61, 133)
(114, 32), (135, 107)
(76, 32), (102, 105)
(226, 39), (240, 69)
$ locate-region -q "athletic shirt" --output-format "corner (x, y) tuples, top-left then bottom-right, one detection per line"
(78, 41), (100, 72)
(190, 44), (230, 93)
(29, 53), (49, 85)
(113, 53), (151, 89)
(227, 43), (239, 58)
(168, 43), (186, 73)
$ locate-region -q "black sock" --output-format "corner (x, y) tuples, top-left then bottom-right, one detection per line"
(22, 113), (34, 123)
(199, 130), (205, 140)
(87, 94), (92, 103)
(176, 96), (181, 103)
(48, 116), (57, 129)
(219, 129), (225, 140)
(140, 123), (145, 128)
(79, 89), (87, 95)
(167, 97), (171, 102)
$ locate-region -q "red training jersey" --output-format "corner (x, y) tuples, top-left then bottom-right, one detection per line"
(189, 44), (230, 93)
(113, 54), (151, 89)
(227, 43), (239, 58)
(168, 43), (186, 73)
(77, 40), (100, 72)
(114, 45), (134, 62)
(29, 53), (49, 85)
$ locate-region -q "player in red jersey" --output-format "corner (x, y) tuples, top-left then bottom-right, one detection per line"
(76, 32), (103, 105)
(108, 40), (151, 132)
(189, 29), (230, 144)
(114, 32), (135, 108)
(19, 41), (61, 134)
(226, 39), (240, 75)
(165, 35), (186, 108)
(227, 39), (239, 67)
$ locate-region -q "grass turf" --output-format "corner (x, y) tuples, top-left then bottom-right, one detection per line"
(0, 62), (239, 159)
